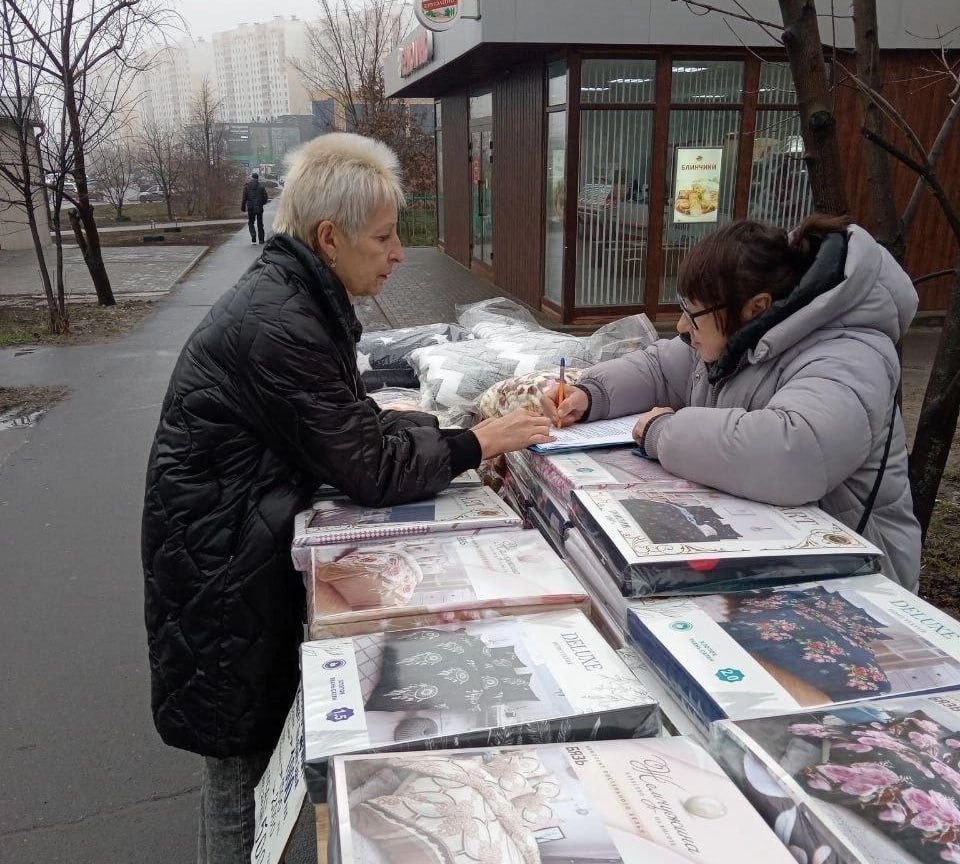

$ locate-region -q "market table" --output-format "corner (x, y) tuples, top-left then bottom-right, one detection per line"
(315, 805), (329, 864)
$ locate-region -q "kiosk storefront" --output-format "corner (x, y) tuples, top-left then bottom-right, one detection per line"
(387, 0), (959, 323)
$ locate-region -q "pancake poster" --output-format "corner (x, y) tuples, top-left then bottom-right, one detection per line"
(673, 148), (722, 223)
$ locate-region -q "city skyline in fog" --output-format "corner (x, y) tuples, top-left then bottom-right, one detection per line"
(177, 0), (322, 40)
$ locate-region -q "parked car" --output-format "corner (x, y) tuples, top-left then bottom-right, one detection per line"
(45, 174), (79, 197)
(138, 186), (166, 203)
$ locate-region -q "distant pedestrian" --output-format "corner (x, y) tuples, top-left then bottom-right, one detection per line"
(241, 172), (269, 243)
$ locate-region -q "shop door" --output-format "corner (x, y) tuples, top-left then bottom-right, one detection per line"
(470, 125), (493, 266)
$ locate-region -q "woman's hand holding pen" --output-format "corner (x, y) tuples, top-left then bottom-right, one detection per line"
(540, 382), (589, 428)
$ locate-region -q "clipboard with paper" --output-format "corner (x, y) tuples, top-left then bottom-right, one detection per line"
(530, 413), (643, 454)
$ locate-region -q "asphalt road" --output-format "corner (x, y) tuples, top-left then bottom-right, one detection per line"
(0, 216), (316, 863)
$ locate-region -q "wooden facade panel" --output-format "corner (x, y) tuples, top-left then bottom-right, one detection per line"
(492, 61), (545, 311)
(833, 50), (959, 311)
(440, 93), (471, 267)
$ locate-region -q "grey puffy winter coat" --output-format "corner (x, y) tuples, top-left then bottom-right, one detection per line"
(577, 225), (921, 590)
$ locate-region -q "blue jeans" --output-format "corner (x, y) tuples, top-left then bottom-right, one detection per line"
(197, 749), (316, 864)
(197, 748), (272, 864)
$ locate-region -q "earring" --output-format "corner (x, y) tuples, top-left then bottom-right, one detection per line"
(329, 258), (337, 270)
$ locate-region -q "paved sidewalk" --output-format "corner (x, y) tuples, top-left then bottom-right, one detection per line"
(0, 216), (322, 864)
(370, 247), (500, 328)
(0, 245), (207, 299)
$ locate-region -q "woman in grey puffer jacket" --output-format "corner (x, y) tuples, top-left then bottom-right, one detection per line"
(544, 215), (921, 590)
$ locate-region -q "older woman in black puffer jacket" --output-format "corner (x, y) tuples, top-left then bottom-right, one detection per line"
(142, 132), (551, 864)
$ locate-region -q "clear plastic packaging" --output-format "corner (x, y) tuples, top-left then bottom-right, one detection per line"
(584, 312), (658, 362)
(305, 529), (589, 639)
(365, 387), (422, 410)
(455, 296), (540, 332)
(627, 573), (960, 736)
(711, 690), (960, 864)
(301, 608), (661, 803)
(524, 444), (705, 500)
(408, 329), (593, 416)
(357, 323), (468, 390)
(291, 486), (521, 570)
(476, 367), (587, 419)
(571, 487), (883, 596)
(327, 738), (796, 863)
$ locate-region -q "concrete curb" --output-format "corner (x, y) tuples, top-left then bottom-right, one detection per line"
(170, 246), (210, 289)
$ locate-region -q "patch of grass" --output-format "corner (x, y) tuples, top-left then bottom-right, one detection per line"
(97, 223), (239, 249)
(920, 492), (960, 620)
(0, 300), (158, 346)
(93, 201), (243, 227)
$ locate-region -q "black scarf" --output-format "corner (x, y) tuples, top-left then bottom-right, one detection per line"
(707, 231), (848, 385)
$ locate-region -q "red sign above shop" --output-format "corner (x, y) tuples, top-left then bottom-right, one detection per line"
(399, 28), (434, 78)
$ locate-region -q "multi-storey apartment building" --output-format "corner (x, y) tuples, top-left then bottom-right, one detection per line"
(136, 39), (215, 130)
(213, 16), (312, 123)
(134, 16), (313, 132)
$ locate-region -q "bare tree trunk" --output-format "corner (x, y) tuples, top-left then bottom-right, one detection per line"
(25, 195), (66, 334)
(68, 208), (89, 257)
(778, 0), (850, 214)
(63, 74), (115, 307)
(49, 210), (69, 333)
(910, 258), (960, 540)
(852, 0), (905, 260)
(18, 125), (66, 333)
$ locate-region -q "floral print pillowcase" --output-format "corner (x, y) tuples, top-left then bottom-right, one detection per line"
(785, 710), (960, 863)
(720, 586), (893, 703)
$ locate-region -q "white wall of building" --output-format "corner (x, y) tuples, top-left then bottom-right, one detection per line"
(0, 121), (50, 252)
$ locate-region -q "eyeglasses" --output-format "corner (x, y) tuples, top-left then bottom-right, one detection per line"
(678, 296), (724, 330)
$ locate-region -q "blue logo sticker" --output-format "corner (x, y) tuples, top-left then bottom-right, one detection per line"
(323, 659), (346, 670)
(716, 668), (745, 683)
(670, 621), (693, 631)
(326, 707), (355, 722)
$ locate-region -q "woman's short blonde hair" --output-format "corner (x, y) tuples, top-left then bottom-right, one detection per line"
(272, 133), (405, 248)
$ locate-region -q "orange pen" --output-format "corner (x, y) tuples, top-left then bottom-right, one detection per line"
(556, 357), (566, 429)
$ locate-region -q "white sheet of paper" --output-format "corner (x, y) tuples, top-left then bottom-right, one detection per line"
(252, 685), (307, 864)
(531, 413), (643, 453)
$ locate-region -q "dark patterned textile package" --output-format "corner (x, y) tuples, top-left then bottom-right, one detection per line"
(300, 608), (660, 802)
(572, 488), (882, 596)
(356, 323), (468, 389)
(628, 574), (960, 735)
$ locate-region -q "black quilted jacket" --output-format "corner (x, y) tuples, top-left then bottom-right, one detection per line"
(142, 233), (455, 757)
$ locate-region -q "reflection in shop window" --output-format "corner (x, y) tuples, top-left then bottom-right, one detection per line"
(671, 60), (744, 104)
(576, 109), (654, 308)
(749, 64), (813, 230)
(758, 61), (798, 104)
(659, 109), (741, 304)
(749, 112), (813, 229)
(435, 101), (444, 244)
(544, 111), (566, 305)
(548, 61), (568, 108)
(580, 58), (655, 105)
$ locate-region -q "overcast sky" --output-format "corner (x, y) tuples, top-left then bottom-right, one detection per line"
(176, 0), (322, 40)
